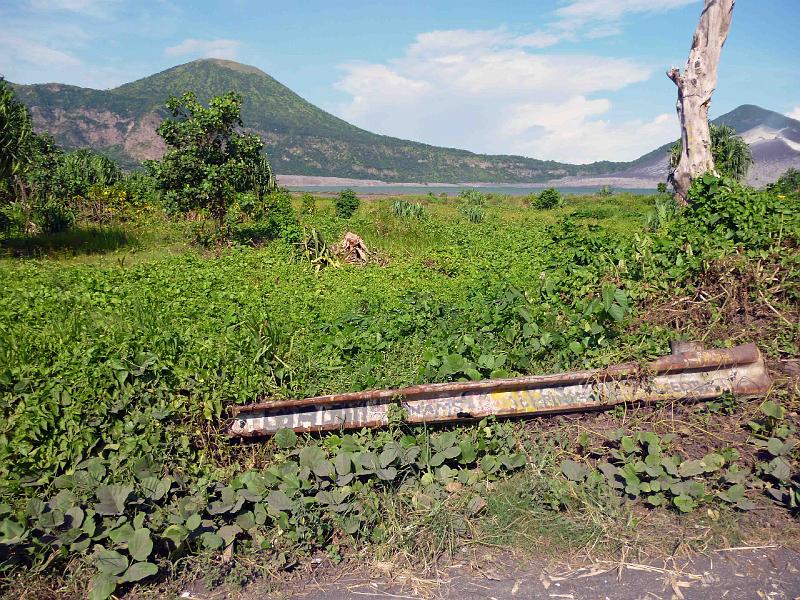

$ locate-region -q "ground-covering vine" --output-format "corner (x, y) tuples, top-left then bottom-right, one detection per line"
(1, 176), (798, 597)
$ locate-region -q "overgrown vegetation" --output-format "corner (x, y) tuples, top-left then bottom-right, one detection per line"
(1, 80), (799, 598)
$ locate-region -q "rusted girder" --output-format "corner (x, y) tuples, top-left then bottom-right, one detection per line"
(229, 342), (771, 437)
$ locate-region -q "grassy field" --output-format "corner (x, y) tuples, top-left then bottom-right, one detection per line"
(1, 187), (798, 598)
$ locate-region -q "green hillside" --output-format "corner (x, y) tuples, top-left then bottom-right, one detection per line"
(13, 59), (628, 182)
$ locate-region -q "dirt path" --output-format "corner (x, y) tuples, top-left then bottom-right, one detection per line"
(265, 546), (800, 600)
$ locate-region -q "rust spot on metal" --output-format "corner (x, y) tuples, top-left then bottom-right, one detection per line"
(228, 342), (772, 437)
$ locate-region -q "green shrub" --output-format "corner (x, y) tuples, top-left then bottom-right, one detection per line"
(335, 188), (360, 219)
(533, 188), (563, 209)
(122, 172), (158, 207)
(685, 173), (798, 249)
(768, 168), (800, 197)
(645, 196), (679, 231)
(597, 185), (614, 196)
(458, 188), (487, 206)
(231, 190), (300, 244)
(460, 204), (485, 223)
(35, 199), (75, 233)
(300, 192), (316, 215)
(657, 182), (668, 194)
(391, 198), (426, 219)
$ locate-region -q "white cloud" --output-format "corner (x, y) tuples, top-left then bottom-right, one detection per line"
(164, 38), (241, 61)
(28, 0), (119, 18)
(0, 33), (81, 68)
(787, 106), (800, 121)
(554, 0), (700, 36)
(335, 29), (678, 163)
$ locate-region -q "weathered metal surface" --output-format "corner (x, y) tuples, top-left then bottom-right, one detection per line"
(229, 342), (772, 437)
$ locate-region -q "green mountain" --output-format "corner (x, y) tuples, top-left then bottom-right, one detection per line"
(12, 59), (628, 182)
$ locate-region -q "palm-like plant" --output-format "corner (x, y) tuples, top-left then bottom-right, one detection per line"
(0, 78), (34, 184)
(669, 123), (753, 183)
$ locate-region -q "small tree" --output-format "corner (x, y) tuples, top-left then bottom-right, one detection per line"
(335, 188), (359, 219)
(147, 91), (276, 223)
(534, 188), (563, 209)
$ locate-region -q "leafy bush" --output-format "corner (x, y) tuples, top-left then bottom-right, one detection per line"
(297, 227), (340, 272)
(457, 189), (487, 206)
(0, 418), (526, 598)
(35, 198), (75, 233)
(645, 195), (679, 231)
(391, 198), (426, 219)
(657, 182), (668, 194)
(146, 91), (276, 223)
(768, 168), (800, 197)
(684, 173), (799, 249)
(230, 190), (300, 244)
(597, 185), (614, 196)
(335, 188), (360, 219)
(460, 204), (485, 223)
(560, 431), (752, 513)
(121, 172), (158, 208)
(533, 188), (563, 209)
(300, 192), (316, 215)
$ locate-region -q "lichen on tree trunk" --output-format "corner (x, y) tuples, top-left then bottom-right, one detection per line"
(668, 0), (735, 203)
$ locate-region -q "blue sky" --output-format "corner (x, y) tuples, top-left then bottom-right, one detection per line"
(1, 0), (798, 162)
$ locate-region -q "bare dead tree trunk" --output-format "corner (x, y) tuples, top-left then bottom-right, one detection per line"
(667, 0), (735, 203)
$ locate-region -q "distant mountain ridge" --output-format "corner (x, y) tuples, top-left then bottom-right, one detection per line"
(10, 59), (800, 185)
(11, 59), (627, 183)
(606, 105), (800, 186)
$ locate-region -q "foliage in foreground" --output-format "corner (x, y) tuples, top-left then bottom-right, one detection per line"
(0, 419), (525, 599)
(0, 175), (798, 595)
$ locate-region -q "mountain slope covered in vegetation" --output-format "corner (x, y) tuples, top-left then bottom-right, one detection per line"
(12, 59), (630, 182)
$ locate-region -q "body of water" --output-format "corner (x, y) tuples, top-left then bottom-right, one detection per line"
(285, 184), (655, 196)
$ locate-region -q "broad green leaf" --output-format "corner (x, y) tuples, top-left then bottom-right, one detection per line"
(299, 446), (326, 469)
(274, 428), (298, 449)
(94, 548), (128, 575)
(201, 532), (224, 549)
(266, 490), (293, 512)
(38, 509), (65, 529)
(678, 459), (705, 477)
(89, 573), (116, 600)
(560, 459), (587, 482)
(119, 561), (158, 583)
(335, 453), (352, 475)
(108, 523), (134, 545)
(0, 518), (26, 544)
(760, 400), (785, 420)
(673, 495), (696, 513)
(162, 524), (189, 546)
(185, 513), (202, 531)
(236, 511), (256, 530)
(767, 437), (785, 457)
(218, 524), (242, 545)
(95, 484), (133, 516)
(607, 303), (626, 323)
(129, 528), (153, 562)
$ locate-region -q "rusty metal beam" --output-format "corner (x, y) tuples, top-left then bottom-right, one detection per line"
(228, 342), (772, 437)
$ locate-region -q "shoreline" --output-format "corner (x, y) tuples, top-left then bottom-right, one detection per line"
(276, 174), (659, 190)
